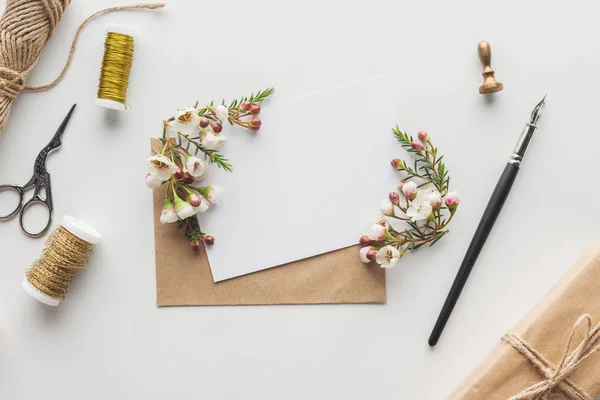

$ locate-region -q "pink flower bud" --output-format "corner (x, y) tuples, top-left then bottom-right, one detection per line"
(397, 180), (407, 191)
(199, 117), (210, 128)
(411, 140), (425, 152)
(390, 158), (402, 168)
(367, 249), (378, 261)
(250, 105), (261, 115)
(401, 181), (417, 199)
(173, 167), (184, 180)
(240, 101), (252, 111)
(211, 122), (223, 133)
(417, 130), (429, 141)
(188, 194), (202, 207)
(445, 192), (460, 210)
(428, 190), (442, 209)
(191, 240), (202, 250)
(389, 192), (400, 205)
(249, 117), (262, 129)
(203, 235), (215, 246)
(381, 199), (394, 216)
(183, 172), (195, 184)
(359, 235), (371, 246)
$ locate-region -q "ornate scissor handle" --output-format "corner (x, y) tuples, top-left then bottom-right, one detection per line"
(19, 197), (53, 238)
(19, 173), (53, 238)
(0, 184), (25, 220)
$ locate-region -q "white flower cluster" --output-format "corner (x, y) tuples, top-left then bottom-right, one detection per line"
(360, 245), (401, 269)
(145, 154), (208, 189)
(361, 185), (460, 269)
(147, 89), (273, 249)
(169, 105), (229, 150)
(145, 104), (230, 225)
(361, 213), (403, 268)
(399, 183), (442, 222)
(360, 129), (459, 268)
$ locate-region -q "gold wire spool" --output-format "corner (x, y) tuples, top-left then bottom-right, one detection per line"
(22, 216), (101, 306)
(96, 25), (136, 110)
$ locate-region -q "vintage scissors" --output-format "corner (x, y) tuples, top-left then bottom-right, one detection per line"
(0, 104), (77, 238)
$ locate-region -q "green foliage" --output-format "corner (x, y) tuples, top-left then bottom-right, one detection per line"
(202, 148), (233, 172)
(159, 87), (275, 250)
(228, 87), (275, 109)
(179, 215), (204, 243)
(392, 126), (450, 194)
(168, 133), (234, 172)
(374, 127), (457, 256)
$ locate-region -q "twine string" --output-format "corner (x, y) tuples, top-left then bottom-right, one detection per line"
(26, 226), (95, 300)
(0, 0), (165, 131)
(502, 315), (600, 400)
(97, 31), (134, 106)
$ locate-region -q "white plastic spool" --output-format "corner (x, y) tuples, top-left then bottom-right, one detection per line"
(22, 216), (101, 306)
(95, 23), (139, 111)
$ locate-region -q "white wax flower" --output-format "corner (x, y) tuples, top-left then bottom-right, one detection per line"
(145, 173), (163, 189)
(193, 196), (210, 213)
(427, 189), (442, 208)
(401, 181), (417, 198)
(169, 107), (201, 136)
(380, 199), (394, 216)
(406, 200), (433, 222)
(201, 132), (227, 150)
(197, 185), (223, 205)
(367, 224), (386, 240)
(366, 213), (389, 240)
(375, 245), (401, 268)
(174, 195), (196, 219)
(214, 105), (229, 121)
(147, 155), (177, 182)
(185, 156), (206, 178)
(160, 199), (178, 224)
(359, 246), (372, 263)
(406, 187), (439, 222)
(206, 186), (222, 204)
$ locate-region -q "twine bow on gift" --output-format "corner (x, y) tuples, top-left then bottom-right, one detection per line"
(501, 315), (600, 400)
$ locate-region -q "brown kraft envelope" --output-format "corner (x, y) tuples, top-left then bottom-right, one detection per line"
(451, 245), (600, 399)
(151, 139), (386, 306)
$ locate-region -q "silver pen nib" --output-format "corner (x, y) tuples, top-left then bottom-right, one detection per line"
(530, 94), (546, 127)
(508, 95), (547, 167)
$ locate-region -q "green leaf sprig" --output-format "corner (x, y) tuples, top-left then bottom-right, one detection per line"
(152, 88), (275, 250)
(360, 128), (459, 268)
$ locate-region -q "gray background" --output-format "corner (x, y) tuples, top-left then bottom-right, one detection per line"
(1, 0), (599, 398)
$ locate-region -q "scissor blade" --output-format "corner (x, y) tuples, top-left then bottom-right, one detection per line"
(46, 103), (77, 150)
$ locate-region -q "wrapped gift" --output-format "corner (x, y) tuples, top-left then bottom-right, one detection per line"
(451, 245), (600, 400)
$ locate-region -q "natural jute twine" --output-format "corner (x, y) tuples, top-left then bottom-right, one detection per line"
(502, 315), (600, 400)
(0, 0), (165, 132)
(25, 225), (95, 300)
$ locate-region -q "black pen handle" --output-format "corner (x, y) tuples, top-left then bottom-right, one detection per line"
(428, 163), (519, 346)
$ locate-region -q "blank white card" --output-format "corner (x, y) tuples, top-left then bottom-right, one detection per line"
(202, 77), (406, 281)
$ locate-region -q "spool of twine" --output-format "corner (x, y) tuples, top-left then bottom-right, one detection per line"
(23, 215), (101, 306)
(0, 0), (165, 132)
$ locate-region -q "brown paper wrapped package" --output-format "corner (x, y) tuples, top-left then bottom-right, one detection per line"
(451, 245), (600, 399)
(151, 139), (386, 306)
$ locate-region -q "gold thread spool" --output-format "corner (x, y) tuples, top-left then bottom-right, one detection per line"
(96, 24), (137, 111)
(22, 216), (101, 306)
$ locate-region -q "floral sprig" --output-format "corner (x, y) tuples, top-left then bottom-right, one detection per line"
(359, 129), (460, 268)
(146, 88), (275, 250)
